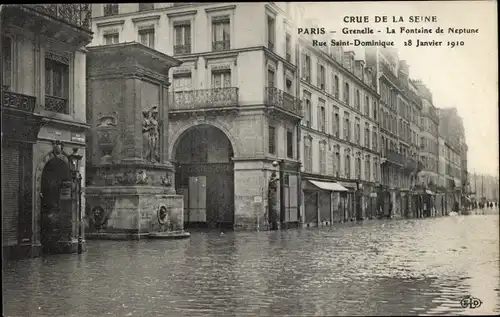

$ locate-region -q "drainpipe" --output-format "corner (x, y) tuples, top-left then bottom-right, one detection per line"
(295, 38), (302, 225)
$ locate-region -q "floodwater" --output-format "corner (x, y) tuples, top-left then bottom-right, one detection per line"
(3, 212), (499, 316)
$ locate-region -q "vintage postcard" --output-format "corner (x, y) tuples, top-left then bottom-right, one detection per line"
(1, 1), (498, 316)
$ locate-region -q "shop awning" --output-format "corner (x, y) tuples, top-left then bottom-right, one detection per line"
(308, 180), (349, 192)
(425, 190), (434, 195)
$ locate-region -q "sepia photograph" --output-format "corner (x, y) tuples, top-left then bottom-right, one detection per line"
(1, 1), (498, 316)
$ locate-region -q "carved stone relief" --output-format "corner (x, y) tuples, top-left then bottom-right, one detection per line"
(96, 111), (118, 165)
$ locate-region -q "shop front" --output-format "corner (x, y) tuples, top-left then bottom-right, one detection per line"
(302, 179), (349, 227)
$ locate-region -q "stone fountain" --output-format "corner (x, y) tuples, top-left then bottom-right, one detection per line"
(85, 42), (189, 240)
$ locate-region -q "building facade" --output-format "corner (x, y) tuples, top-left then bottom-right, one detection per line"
(296, 25), (381, 226)
(365, 48), (424, 218)
(1, 4), (92, 260)
(90, 2), (303, 230)
(437, 107), (466, 212)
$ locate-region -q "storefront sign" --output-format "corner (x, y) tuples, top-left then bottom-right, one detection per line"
(71, 133), (85, 143)
(60, 181), (73, 200)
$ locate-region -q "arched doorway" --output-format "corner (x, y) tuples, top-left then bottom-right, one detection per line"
(174, 125), (235, 229)
(40, 157), (72, 253)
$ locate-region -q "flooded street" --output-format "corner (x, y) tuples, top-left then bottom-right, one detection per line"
(3, 213), (499, 316)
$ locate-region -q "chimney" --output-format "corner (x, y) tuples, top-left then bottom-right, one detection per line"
(399, 60), (409, 75)
(365, 66), (373, 87)
(343, 51), (355, 72)
(354, 59), (365, 80)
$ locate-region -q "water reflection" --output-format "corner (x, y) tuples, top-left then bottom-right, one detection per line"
(3, 214), (499, 316)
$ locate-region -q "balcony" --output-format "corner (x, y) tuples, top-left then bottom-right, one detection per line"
(2, 88), (36, 112)
(212, 40), (230, 52)
(174, 44), (191, 55)
(1, 5), (93, 47)
(169, 88), (239, 114)
(1, 88), (43, 143)
(386, 150), (405, 166)
(265, 87), (302, 118)
(45, 95), (69, 114)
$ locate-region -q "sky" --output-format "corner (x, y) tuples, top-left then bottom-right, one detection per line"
(302, 1), (498, 176)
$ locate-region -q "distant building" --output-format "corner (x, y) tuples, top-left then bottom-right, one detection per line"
(365, 48), (424, 218)
(413, 81), (439, 189)
(296, 21), (381, 225)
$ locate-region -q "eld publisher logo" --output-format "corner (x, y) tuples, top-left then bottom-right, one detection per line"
(460, 295), (483, 309)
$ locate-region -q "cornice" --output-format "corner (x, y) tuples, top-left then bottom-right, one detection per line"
(205, 5), (236, 13)
(167, 10), (198, 18)
(96, 20), (125, 28)
(131, 15), (161, 23)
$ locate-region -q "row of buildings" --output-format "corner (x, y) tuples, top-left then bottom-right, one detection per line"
(1, 3), (480, 260)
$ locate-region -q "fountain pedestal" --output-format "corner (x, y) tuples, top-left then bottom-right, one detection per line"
(85, 43), (188, 240)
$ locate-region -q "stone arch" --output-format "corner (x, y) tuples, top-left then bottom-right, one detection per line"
(33, 150), (70, 244)
(169, 119), (242, 162)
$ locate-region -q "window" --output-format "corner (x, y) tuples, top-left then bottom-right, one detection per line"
(319, 142), (326, 175)
(103, 33), (119, 45)
(2, 36), (12, 89)
(334, 75), (339, 98)
(304, 137), (312, 172)
(355, 89), (360, 110)
(285, 34), (291, 62)
(345, 154), (351, 179)
(211, 70), (231, 90)
(344, 114), (350, 142)
(365, 95), (370, 116)
(302, 52), (311, 82)
(104, 4), (118, 16)
(269, 126), (276, 154)
(344, 82), (350, 105)
(364, 123), (370, 148)
(355, 118), (361, 145)
(365, 156), (371, 181)
(318, 64), (325, 90)
(212, 16), (230, 51)
(334, 151), (340, 177)
(45, 57), (69, 114)
(333, 110), (340, 137)
(318, 100), (326, 132)
(267, 68), (275, 88)
(372, 131), (378, 152)
(172, 74), (192, 103)
(303, 91), (311, 127)
(286, 130), (293, 158)
(139, 3), (154, 11)
(174, 22), (191, 55)
(267, 16), (275, 51)
(138, 28), (155, 49)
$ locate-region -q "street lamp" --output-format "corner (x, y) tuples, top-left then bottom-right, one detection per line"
(356, 176), (362, 220)
(68, 148), (83, 254)
(268, 160), (280, 230)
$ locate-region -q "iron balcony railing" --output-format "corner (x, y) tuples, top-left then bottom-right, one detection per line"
(265, 87), (302, 116)
(2, 88), (36, 112)
(169, 88), (239, 111)
(386, 150), (405, 166)
(30, 4), (92, 30)
(45, 95), (69, 114)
